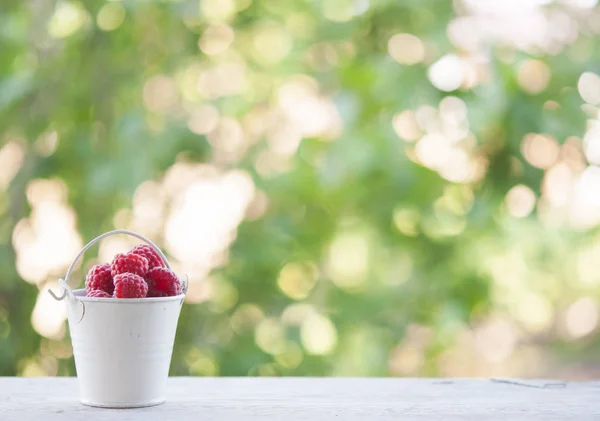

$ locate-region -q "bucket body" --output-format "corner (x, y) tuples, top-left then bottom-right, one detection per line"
(66, 289), (184, 408)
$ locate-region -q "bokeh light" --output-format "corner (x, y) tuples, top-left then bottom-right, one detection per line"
(521, 133), (560, 169)
(327, 231), (369, 291)
(199, 24), (235, 56)
(505, 185), (536, 218)
(565, 297), (598, 338)
(517, 60), (551, 95)
(300, 314), (337, 356)
(96, 3), (125, 32)
(388, 34), (425, 65)
(0, 141), (25, 189)
(2, 0), (600, 381)
(48, 1), (89, 39)
(428, 55), (465, 92)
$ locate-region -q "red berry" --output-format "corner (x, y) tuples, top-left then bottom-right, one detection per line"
(85, 264), (114, 295)
(111, 253), (149, 278)
(145, 267), (180, 297)
(148, 290), (170, 298)
(129, 244), (165, 270)
(113, 273), (148, 298)
(87, 290), (111, 298)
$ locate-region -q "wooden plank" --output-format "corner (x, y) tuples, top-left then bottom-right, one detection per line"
(0, 377), (598, 421)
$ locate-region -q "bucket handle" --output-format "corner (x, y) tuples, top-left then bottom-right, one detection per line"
(48, 229), (185, 301)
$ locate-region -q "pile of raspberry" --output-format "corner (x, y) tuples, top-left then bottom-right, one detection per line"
(85, 244), (180, 299)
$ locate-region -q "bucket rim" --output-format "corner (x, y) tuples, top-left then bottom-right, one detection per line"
(73, 289), (184, 303)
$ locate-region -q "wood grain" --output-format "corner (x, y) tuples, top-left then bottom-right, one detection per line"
(1, 377), (598, 420)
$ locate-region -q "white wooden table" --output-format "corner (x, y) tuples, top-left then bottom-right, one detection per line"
(0, 377), (598, 420)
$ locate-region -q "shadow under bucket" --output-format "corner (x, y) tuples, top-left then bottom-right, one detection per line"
(50, 230), (187, 408)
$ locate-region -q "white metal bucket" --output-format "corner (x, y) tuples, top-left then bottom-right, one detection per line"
(49, 230), (187, 408)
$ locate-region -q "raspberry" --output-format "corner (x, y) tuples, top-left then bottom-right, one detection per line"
(87, 290), (111, 298)
(111, 253), (149, 278)
(85, 264), (114, 295)
(145, 267), (180, 297)
(129, 244), (165, 270)
(113, 273), (148, 298)
(148, 290), (170, 298)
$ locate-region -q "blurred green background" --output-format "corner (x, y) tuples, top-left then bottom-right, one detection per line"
(2, 0), (600, 379)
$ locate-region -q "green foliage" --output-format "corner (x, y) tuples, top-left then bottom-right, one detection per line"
(1, 0), (599, 378)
